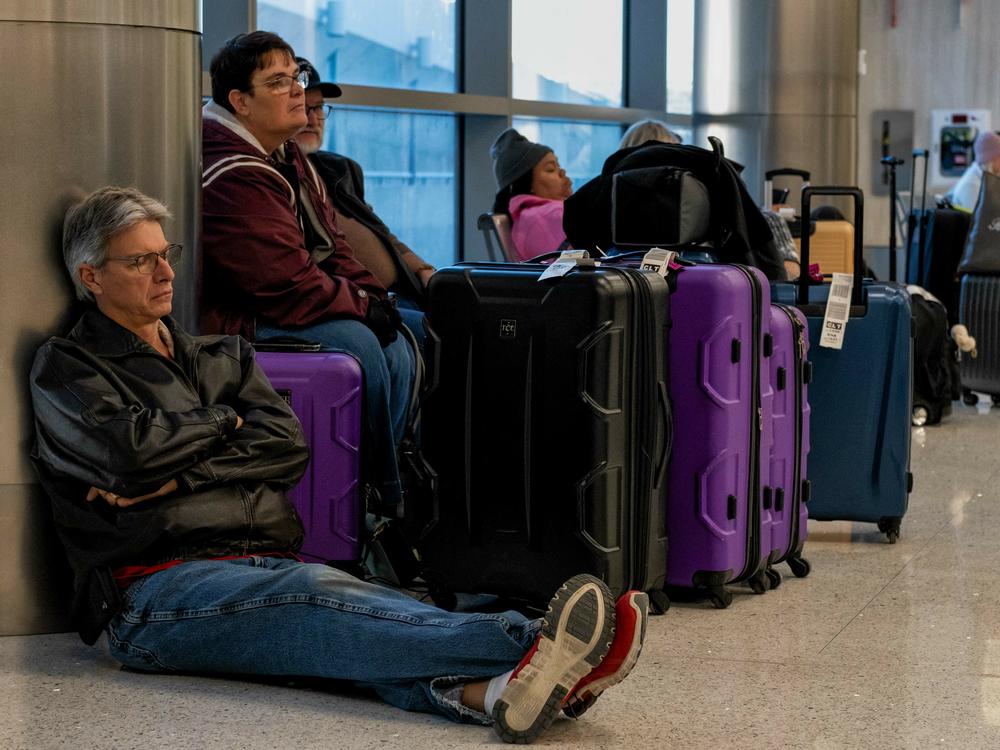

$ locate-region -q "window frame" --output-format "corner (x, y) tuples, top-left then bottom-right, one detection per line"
(203, 0), (694, 261)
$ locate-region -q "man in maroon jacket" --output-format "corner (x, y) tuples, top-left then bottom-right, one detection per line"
(201, 31), (413, 513)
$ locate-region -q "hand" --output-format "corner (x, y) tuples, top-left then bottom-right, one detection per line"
(86, 478), (179, 508)
(235, 415), (244, 430)
(364, 297), (401, 347)
(417, 267), (435, 289)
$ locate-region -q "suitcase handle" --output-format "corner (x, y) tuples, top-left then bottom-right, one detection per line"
(764, 168), (811, 208)
(654, 381), (671, 482)
(254, 336), (323, 352)
(910, 148), (930, 216)
(881, 156), (905, 282)
(765, 168), (811, 181)
(798, 186), (865, 308)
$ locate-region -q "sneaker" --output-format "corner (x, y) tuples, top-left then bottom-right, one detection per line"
(562, 590), (649, 718)
(492, 574), (615, 744)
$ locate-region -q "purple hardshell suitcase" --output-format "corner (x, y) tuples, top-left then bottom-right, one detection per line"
(666, 263), (772, 607)
(766, 304), (812, 580)
(255, 351), (364, 563)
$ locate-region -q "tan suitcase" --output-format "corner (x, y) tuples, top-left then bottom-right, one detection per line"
(793, 220), (854, 274)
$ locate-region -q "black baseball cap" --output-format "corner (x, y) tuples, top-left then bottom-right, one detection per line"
(296, 56), (342, 98)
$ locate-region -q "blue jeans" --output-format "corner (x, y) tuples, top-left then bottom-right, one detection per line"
(257, 318), (415, 511)
(394, 294), (426, 351)
(106, 558), (538, 723)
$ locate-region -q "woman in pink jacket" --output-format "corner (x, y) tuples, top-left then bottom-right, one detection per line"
(490, 128), (574, 261)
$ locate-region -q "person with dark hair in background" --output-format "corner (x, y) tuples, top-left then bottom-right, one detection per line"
(31, 184), (652, 745)
(200, 31), (412, 512)
(293, 56), (434, 332)
(490, 128), (574, 261)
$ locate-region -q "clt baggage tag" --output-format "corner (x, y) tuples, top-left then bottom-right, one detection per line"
(639, 248), (679, 278)
(819, 272), (854, 350)
(537, 249), (595, 281)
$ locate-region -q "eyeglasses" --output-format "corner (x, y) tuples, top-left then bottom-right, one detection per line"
(246, 70), (309, 95)
(306, 103), (333, 120)
(105, 244), (182, 274)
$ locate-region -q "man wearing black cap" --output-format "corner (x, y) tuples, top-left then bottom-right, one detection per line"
(295, 57), (435, 322)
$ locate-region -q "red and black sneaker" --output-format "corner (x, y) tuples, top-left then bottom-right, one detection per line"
(562, 590), (649, 718)
(492, 574), (615, 744)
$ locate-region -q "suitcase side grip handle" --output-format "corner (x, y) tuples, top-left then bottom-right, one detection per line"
(654, 381), (671, 483)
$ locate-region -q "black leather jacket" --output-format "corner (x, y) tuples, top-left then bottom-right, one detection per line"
(29, 309), (309, 644)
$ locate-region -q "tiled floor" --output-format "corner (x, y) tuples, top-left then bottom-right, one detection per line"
(2, 403), (999, 749)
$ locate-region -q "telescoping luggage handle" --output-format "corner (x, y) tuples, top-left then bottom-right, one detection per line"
(798, 186), (865, 310)
(765, 168), (811, 181)
(906, 149), (930, 281)
(764, 168), (811, 207)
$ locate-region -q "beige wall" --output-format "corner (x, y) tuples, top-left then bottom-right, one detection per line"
(858, 0), (1000, 248)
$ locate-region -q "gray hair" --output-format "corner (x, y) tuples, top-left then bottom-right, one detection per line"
(63, 186), (171, 301)
(619, 119), (682, 150)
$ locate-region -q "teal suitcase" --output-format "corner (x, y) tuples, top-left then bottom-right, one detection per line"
(771, 187), (912, 543)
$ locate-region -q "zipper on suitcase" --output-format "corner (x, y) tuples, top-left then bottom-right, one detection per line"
(731, 265), (763, 583)
(608, 266), (657, 592)
(779, 304), (806, 560)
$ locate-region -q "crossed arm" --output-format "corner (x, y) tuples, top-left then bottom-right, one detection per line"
(30, 340), (308, 506)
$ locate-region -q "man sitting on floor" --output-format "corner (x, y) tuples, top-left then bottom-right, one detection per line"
(29, 185), (650, 744)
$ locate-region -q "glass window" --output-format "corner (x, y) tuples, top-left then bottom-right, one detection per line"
(325, 108), (457, 269)
(511, 118), (623, 191)
(667, 0), (695, 114)
(669, 124), (693, 145)
(257, 0), (456, 92)
(511, 0), (623, 107)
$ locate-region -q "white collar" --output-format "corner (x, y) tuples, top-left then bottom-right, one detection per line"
(202, 100), (282, 159)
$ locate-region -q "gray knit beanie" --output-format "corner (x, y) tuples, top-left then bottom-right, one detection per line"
(490, 128), (552, 190)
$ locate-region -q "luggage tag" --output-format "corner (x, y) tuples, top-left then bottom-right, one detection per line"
(537, 249), (596, 281)
(639, 247), (679, 278)
(819, 272), (853, 349)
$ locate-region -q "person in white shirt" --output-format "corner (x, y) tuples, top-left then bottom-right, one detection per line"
(947, 130), (1000, 213)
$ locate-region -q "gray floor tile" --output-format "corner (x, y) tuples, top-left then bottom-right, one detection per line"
(2, 403), (1000, 748)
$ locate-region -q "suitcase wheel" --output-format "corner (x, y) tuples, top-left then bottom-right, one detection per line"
(786, 556), (811, 578)
(911, 404), (930, 427)
(877, 516), (902, 544)
(709, 587), (733, 609)
(647, 588), (671, 615)
(992, 394), (1000, 407)
(962, 389), (979, 406)
(765, 568), (783, 590)
(747, 572), (768, 595)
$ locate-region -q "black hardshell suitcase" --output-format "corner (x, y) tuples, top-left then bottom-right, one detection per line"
(906, 150), (970, 322)
(959, 275), (1000, 404)
(419, 262), (671, 609)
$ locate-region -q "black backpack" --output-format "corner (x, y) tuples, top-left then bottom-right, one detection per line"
(910, 288), (960, 425)
(563, 137), (786, 280)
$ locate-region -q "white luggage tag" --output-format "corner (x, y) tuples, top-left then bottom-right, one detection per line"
(537, 249), (595, 281)
(639, 247), (679, 278)
(819, 272), (854, 349)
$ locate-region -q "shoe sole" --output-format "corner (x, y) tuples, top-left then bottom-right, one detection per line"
(493, 574), (614, 744)
(576, 591), (648, 699)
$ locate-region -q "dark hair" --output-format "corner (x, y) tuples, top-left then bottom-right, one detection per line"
(210, 31), (296, 113)
(492, 170), (535, 215)
(810, 205), (847, 221)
